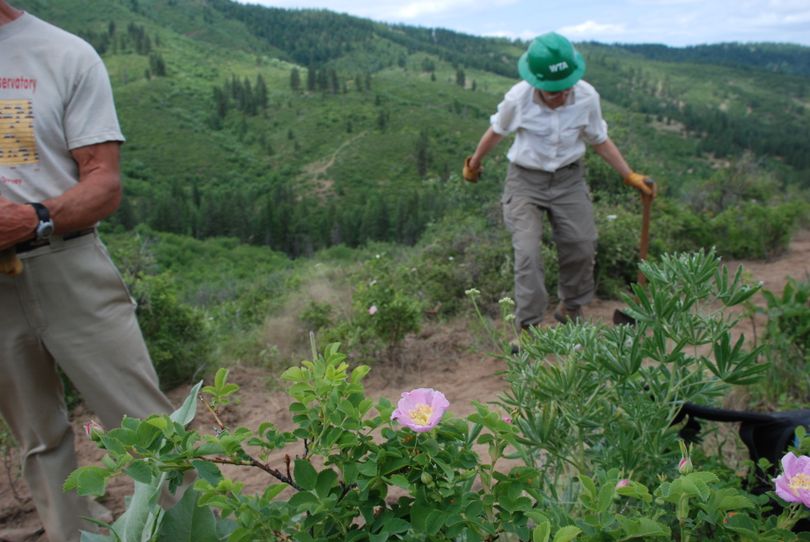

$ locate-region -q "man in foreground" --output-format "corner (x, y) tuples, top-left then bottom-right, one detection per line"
(464, 32), (655, 329)
(0, 2), (174, 540)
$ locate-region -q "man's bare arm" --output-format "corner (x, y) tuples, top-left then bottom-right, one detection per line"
(45, 141), (123, 234)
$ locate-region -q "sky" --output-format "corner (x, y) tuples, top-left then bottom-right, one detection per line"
(235, 0), (810, 47)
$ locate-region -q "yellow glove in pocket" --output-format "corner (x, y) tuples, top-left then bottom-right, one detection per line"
(0, 249), (23, 276)
(623, 172), (656, 197)
(462, 156), (481, 183)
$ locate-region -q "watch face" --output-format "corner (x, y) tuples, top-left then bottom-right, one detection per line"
(37, 220), (54, 239)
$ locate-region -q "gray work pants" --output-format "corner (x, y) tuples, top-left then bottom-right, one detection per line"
(501, 160), (597, 327)
(0, 232), (174, 542)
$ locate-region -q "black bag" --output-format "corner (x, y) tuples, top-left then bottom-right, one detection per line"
(673, 403), (810, 469)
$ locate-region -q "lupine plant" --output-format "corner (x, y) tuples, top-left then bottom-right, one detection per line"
(66, 251), (810, 541)
(499, 249), (766, 486)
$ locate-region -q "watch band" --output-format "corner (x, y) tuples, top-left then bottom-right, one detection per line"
(27, 202), (54, 240)
(28, 202), (51, 223)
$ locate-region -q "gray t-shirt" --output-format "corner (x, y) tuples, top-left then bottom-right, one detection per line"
(0, 12), (124, 203)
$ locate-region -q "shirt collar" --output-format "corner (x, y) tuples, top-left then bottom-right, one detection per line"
(0, 11), (31, 42)
(531, 85), (577, 110)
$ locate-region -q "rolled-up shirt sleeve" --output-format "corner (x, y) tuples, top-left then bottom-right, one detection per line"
(490, 95), (521, 136)
(582, 96), (608, 145)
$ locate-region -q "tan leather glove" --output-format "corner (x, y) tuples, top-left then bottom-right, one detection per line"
(0, 249), (23, 276)
(463, 156), (481, 183)
(623, 172), (656, 198)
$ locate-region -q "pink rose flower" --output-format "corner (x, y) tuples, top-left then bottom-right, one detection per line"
(774, 452), (810, 508)
(391, 388), (449, 433)
(368, 305), (378, 315)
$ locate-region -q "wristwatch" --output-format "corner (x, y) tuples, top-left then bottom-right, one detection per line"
(27, 202), (54, 240)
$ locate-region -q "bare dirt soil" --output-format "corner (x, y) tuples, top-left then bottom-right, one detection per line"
(2, 231), (808, 542)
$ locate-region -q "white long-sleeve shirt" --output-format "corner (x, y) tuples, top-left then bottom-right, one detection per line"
(490, 80), (608, 172)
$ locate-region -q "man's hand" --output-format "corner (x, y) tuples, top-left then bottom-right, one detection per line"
(623, 172), (656, 198)
(0, 198), (37, 249)
(463, 156), (482, 183)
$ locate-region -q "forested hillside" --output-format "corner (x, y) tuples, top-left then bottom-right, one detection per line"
(14, 0), (810, 258)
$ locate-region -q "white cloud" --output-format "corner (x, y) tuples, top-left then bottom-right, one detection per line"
(558, 20), (626, 38)
(394, 0), (477, 19)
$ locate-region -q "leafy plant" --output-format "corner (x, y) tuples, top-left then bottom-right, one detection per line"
(133, 273), (213, 389)
(300, 300), (334, 331)
(501, 249), (766, 491)
(351, 253), (422, 361)
(751, 277), (810, 407)
(65, 251), (810, 541)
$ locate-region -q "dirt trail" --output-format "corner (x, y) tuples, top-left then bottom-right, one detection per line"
(1, 231), (808, 541)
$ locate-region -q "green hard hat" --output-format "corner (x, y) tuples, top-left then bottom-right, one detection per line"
(518, 32), (586, 91)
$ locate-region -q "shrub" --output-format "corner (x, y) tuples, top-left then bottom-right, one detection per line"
(594, 206), (644, 297)
(133, 273), (213, 389)
(300, 300), (334, 331)
(710, 201), (802, 260)
(352, 253), (422, 359)
(412, 213), (513, 317)
(752, 277), (810, 408)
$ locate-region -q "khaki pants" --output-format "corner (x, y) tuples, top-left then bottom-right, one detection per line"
(0, 232), (173, 542)
(502, 160), (597, 327)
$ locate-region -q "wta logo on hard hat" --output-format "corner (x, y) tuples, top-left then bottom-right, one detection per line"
(548, 61), (569, 73)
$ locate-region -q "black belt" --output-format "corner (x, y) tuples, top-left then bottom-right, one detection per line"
(15, 228), (96, 254)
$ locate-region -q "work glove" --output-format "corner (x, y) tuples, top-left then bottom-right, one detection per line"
(0, 249), (23, 276)
(623, 172), (656, 198)
(462, 156), (481, 183)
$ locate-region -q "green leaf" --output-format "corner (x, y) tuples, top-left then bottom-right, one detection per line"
(532, 516), (551, 542)
(389, 474), (410, 490)
(315, 469), (338, 498)
(288, 491), (318, 512)
(156, 488), (220, 542)
(171, 381), (203, 426)
(111, 478), (164, 542)
(64, 466), (109, 497)
(721, 513), (759, 537)
(552, 525), (582, 542)
(192, 460), (223, 485)
(425, 510), (446, 535)
(617, 517), (671, 539)
(262, 483), (287, 501)
(125, 461), (154, 485)
(357, 461), (377, 477)
(716, 494), (755, 512)
(294, 459), (318, 491)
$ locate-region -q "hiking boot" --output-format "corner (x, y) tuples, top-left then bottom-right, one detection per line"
(554, 305), (583, 324)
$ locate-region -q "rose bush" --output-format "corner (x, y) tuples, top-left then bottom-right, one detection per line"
(66, 251), (810, 541)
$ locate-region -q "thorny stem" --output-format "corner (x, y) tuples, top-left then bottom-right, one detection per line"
(209, 456), (303, 491)
(200, 394), (226, 431)
(200, 394), (304, 491)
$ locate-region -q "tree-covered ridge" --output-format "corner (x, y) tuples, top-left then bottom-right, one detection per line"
(581, 44), (810, 172)
(614, 42), (810, 77)
(206, 0), (522, 76)
(10, 0), (810, 258)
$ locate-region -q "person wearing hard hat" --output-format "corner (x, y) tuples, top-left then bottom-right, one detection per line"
(463, 32), (655, 328)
